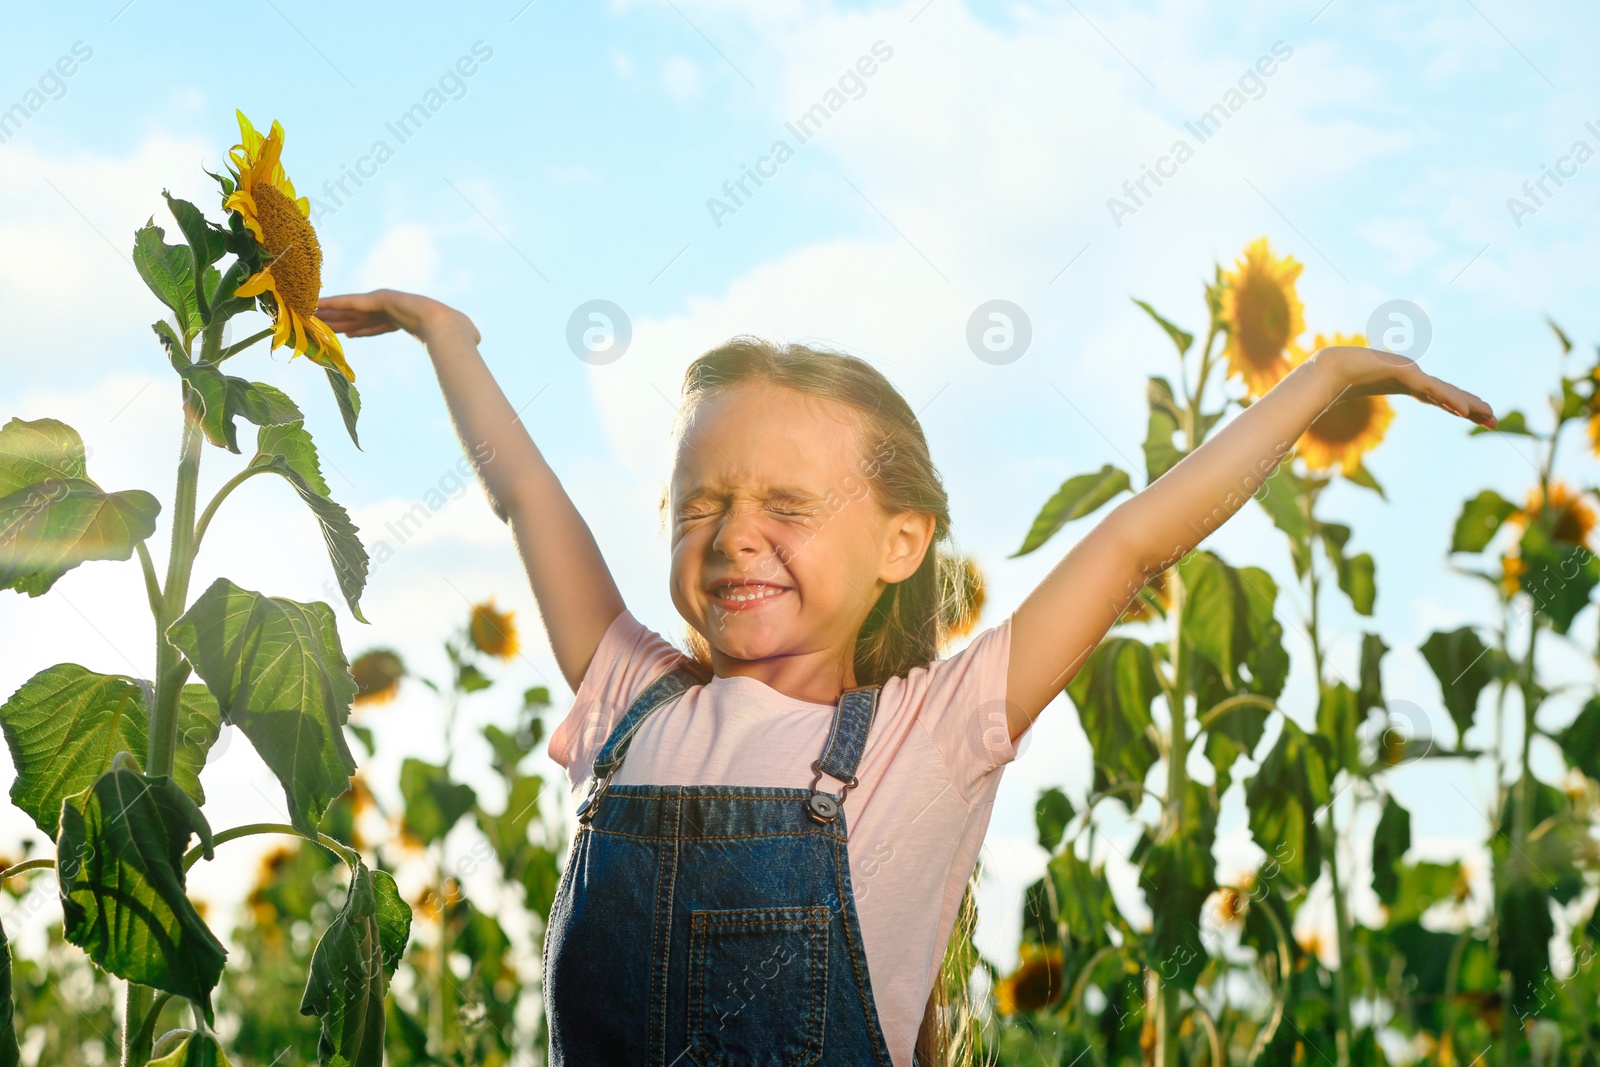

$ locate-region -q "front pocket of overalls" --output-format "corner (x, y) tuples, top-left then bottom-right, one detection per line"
(687, 906), (830, 1067)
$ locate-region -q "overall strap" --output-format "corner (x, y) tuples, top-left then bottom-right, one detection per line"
(591, 661), (701, 781)
(806, 681), (884, 827)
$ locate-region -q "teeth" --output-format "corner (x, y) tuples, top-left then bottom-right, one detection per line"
(720, 585), (783, 602)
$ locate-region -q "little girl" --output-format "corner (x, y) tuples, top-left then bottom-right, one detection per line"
(317, 289), (1495, 1067)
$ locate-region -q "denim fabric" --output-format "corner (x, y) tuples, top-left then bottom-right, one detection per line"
(545, 663), (899, 1066)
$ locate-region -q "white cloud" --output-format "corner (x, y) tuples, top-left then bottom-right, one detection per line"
(354, 222), (441, 292)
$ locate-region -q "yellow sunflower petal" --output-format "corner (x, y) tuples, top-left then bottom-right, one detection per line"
(305, 316), (357, 382)
(288, 308), (311, 359)
(235, 110), (265, 156)
(233, 269), (275, 299)
(1220, 237), (1306, 398)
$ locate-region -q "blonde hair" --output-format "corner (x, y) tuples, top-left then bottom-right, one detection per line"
(659, 336), (987, 1065)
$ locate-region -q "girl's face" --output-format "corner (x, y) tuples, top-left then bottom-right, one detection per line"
(668, 380), (932, 676)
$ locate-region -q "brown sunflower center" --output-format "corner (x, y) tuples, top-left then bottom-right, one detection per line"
(1233, 279), (1292, 367)
(1308, 396), (1376, 445)
(1549, 504), (1594, 545)
(252, 182), (323, 317)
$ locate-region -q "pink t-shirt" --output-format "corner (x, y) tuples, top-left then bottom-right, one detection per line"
(547, 608), (1020, 1067)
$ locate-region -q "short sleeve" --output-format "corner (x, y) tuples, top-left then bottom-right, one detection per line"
(546, 609), (685, 787)
(906, 612), (1017, 805)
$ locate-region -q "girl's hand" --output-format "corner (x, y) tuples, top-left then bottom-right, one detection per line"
(1312, 345), (1497, 428)
(317, 289), (480, 345)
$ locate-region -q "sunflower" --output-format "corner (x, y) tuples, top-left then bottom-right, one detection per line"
(941, 551), (987, 640)
(351, 649), (406, 706)
(993, 942), (1064, 1015)
(1287, 332), (1394, 475)
(1500, 481), (1598, 597)
(1219, 237), (1306, 398)
(222, 110), (355, 382)
(469, 599), (520, 661)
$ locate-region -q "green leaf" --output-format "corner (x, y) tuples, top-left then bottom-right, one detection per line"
(482, 723), (531, 776)
(520, 844), (562, 922)
(149, 1032), (234, 1066)
(173, 683), (223, 805)
(168, 577), (358, 839)
(163, 192), (226, 269)
(1371, 795), (1411, 906)
(1346, 460), (1386, 499)
(1142, 377), (1185, 482)
(458, 663), (493, 693)
(1200, 698), (1269, 796)
(1558, 378), (1587, 422)
(1357, 632), (1388, 716)
(1047, 846), (1115, 950)
(133, 220), (204, 342)
(1141, 834), (1212, 991)
(251, 454), (369, 623)
(1034, 787), (1075, 852)
(1064, 638), (1161, 787)
(1244, 722), (1331, 888)
(1, 665), (148, 837)
(1451, 490), (1519, 553)
(1517, 521), (1600, 634)
(1316, 682), (1361, 775)
(1499, 878), (1553, 1016)
(1384, 861), (1461, 926)
(1320, 523), (1376, 615)
(1468, 409), (1534, 437)
(1179, 551), (1288, 695)
(168, 354), (304, 454)
(325, 367), (363, 449)
(1418, 627), (1497, 744)
(1010, 464), (1131, 557)
(300, 861), (409, 1067)
(0, 417), (87, 495)
(0, 915), (18, 1067)
(256, 422), (330, 497)
(400, 758), (478, 844)
(1549, 318), (1574, 355)
(1559, 696), (1600, 781)
(0, 477), (161, 596)
(57, 766), (226, 1021)
(1131, 299), (1194, 355)
(1253, 465), (1313, 575)
(207, 257), (259, 324)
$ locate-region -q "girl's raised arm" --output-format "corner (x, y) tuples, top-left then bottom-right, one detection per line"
(1002, 345), (1496, 742)
(318, 289), (626, 693)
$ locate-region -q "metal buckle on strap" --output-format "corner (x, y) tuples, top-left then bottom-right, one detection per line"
(806, 758), (859, 824)
(577, 762), (618, 824)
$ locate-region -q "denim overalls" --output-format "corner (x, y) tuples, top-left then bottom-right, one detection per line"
(543, 661), (907, 1066)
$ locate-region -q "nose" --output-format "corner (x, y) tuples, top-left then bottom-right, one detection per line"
(710, 500), (766, 559)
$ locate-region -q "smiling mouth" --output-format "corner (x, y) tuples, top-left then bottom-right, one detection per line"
(707, 581), (791, 609)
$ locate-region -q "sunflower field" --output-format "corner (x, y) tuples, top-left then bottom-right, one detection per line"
(3, 109), (1599, 1067)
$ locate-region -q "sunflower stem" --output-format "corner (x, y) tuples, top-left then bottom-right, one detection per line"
(191, 465), (271, 556)
(181, 822), (360, 871)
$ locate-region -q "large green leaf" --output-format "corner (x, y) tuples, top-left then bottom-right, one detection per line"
(1383, 860), (1461, 926)
(1316, 682), (1362, 775)
(1559, 696), (1600, 781)
(5, 665), (147, 837)
(400, 758), (478, 845)
(0, 417), (87, 495)
(1451, 490), (1519, 553)
(1252, 465), (1314, 574)
(1141, 833), (1212, 991)
(1357, 632), (1388, 716)
(168, 578), (358, 838)
(1064, 637), (1161, 788)
(134, 220), (203, 342)
(57, 765), (226, 1021)
(1179, 551), (1288, 696)
(162, 192), (227, 271)
(1319, 522), (1376, 615)
(1047, 846), (1115, 950)
(0, 476), (160, 596)
(1371, 795), (1411, 907)
(250, 452), (369, 623)
(0, 665), (222, 838)
(1010, 464), (1131, 557)
(166, 361), (303, 455)
(0, 917), (17, 1067)
(1517, 520), (1600, 633)
(476, 772), (543, 875)
(1142, 376), (1186, 482)
(1467, 409), (1533, 437)
(1244, 722), (1332, 888)
(1418, 627), (1498, 744)
(1201, 697), (1270, 796)
(257, 422), (330, 496)
(300, 861), (409, 1067)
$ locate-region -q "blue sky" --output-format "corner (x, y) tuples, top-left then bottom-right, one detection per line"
(4, 0), (1600, 972)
